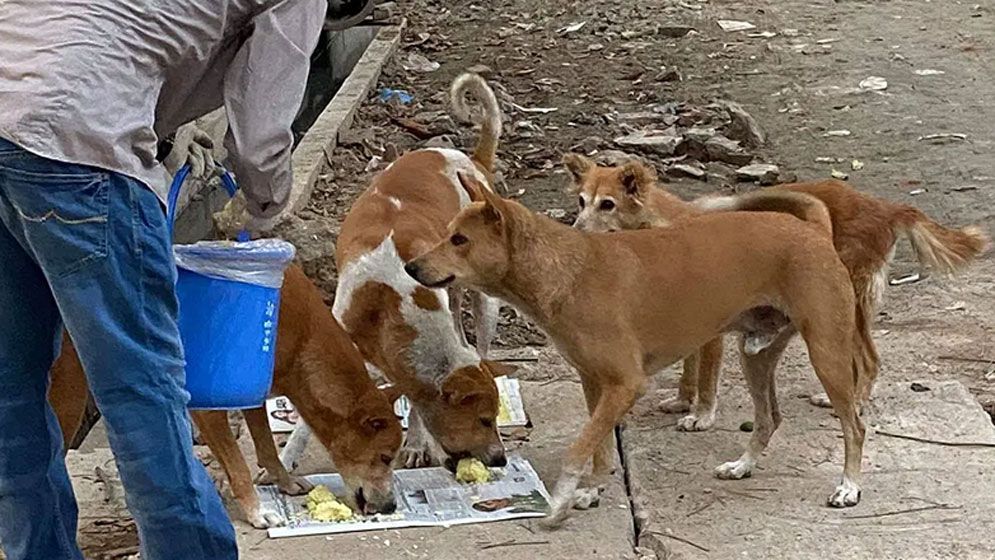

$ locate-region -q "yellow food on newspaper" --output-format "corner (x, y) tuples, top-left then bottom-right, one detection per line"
(305, 485), (353, 522)
(456, 458), (492, 484)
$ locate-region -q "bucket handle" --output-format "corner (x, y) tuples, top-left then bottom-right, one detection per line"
(166, 163), (249, 242)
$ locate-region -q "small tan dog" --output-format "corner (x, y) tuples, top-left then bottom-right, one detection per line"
(50, 265), (403, 528)
(329, 72), (512, 471)
(566, 154), (990, 430)
(406, 172), (874, 526)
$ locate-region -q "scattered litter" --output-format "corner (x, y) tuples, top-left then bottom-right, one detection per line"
(735, 163), (780, 184)
(851, 159), (865, 170)
(824, 129), (852, 137)
(859, 76), (888, 91)
(747, 31), (777, 39)
(831, 169), (849, 180)
(739, 421), (754, 432)
(510, 102), (558, 114)
(816, 38), (841, 44)
(910, 382), (931, 393)
(815, 156), (845, 163)
(917, 133), (967, 143)
(914, 68), (945, 76)
(717, 20), (756, 32)
(890, 272), (922, 286)
(401, 52), (440, 73)
(782, 28), (800, 37)
(377, 88), (413, 104)
(949, 184), (979, 192)
(909, 188), (927, 195)
(944, 301), (967, 311)
(558, 21), (587, 34)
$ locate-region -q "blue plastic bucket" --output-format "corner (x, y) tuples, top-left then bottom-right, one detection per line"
(166, 165), (295, 409)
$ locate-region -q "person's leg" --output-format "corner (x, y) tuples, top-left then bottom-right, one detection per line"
(0, 148), (237, 560)
(0, 160), (82, 559)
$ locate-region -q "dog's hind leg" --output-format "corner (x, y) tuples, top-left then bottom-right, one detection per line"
(677, 337), (724, 431)
(471, 291), (501, 359)
(244, 407), (314, 496)
(660, 353), (697, 413)
(544, 373), (645, 528)
(715, 329), (792, 480)
(192, 410), (283, 529)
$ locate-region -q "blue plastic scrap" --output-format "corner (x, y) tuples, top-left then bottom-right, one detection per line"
(377, 88), (414, 104)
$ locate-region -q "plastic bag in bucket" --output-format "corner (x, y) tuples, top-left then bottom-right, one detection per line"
(167, 165), (295, 409)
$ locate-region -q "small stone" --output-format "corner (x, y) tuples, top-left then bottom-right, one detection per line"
(851, 159), (865, 170)
(466, 64), (493, 77)
(705, 135), (753, 166)
(718, 100), (766, 147)
(740, 421), (754, 432)
(736, 163), (781, 184)
(659, 25), (695, 38)
(667, 163), (707, 179)
(614, 130), (683, 155)
(654, 68), (682, 82)
(831, 169), (850, 180)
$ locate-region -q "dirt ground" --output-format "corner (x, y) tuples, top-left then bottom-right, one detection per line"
(60, 0), (995, 558)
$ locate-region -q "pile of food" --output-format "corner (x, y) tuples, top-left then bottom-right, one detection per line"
(455, 458), (492, 484)
(305, 485), (354, 522)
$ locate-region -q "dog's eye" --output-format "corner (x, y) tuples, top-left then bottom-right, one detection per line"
(451, 233), (468, 246)
(381, 454), (393, 466)
(578, 196), (585, 209)
(599, 199), (616, 211)
(480, 418), (494, 429)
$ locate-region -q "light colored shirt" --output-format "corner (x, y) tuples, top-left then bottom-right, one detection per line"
(0, 0), (326, 218)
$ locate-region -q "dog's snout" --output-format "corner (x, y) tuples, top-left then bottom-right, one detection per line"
(489, 453), (508, 468)
(404, 262), (419, 279)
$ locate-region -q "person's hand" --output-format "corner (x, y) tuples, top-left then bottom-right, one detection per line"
(212, 191), (281, 239)
(163, 124), (216, 180)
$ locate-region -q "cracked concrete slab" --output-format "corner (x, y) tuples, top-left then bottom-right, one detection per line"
(623, 372), (995, 560)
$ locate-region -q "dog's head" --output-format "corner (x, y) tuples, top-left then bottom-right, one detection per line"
(403, 172), (515, 292)
(314, 384), (403, 515)
(563, 153), (658, 232)
(413, 360), (515, 471)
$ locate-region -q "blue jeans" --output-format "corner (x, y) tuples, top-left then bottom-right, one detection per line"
(0, 138), (238, 560)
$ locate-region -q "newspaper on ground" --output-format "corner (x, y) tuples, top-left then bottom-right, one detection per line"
(260, 454), (549, 538)
(266, 376), (529, 433)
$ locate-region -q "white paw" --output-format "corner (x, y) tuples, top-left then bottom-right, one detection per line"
(676, 411), (716, 432)
(398, 444), (435, 468)
(278, 475), (314, 496)
(809, 393), (833, 408)
(540, 498), (571, 529)
(247, 508), (285, 529)
(659, 395), (692, 413)
(571, 486), (602, 510)
(828, 478), (861, 508)
(714, 460), (753, 480)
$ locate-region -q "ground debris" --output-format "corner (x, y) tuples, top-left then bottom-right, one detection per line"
(736, 163), (780, 185)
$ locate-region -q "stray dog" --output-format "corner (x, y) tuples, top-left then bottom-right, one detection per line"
(406, 172), (873, 525)
(50, 264), (403, 528)
(566, 154), (990, 429)
(325, 72), (512, 471)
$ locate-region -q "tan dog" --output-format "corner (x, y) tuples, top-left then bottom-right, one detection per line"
(566, 154), (990, 429)
(328, 72), (512, 471)
(406, 172), (873, 526)
(50, 264), (403, 528)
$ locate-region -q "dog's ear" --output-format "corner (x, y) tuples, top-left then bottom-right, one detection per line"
(458, 171), (506, 224)
(481, 360), (517, 379)
(562, 153), (594, 188)
(619, 159), (656, 197)
(439, 367), (494, 407)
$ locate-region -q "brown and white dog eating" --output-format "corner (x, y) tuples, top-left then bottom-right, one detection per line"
(406, 172), (874, 526)
(50, 265), (403, 528)
(566, 154), (990, 430)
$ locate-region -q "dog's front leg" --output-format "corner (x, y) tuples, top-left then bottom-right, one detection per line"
(244, 408), (314, 496)
(543, 378), (644, 529)
(471, 292), (501, 358)
(192, 410), (283, 529)
(399, 407), (440, 468)
(677, 337), (724, 432)
(660, 353), (697, 413)
(576, 380), (617, 511)
(448, 287), (468, 347)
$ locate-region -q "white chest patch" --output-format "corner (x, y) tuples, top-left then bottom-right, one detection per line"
(333, 234), (480, 382)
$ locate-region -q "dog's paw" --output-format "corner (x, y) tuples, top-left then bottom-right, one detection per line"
(247, 508), (285, 529)
(278, 475), (314, 496)
(808, 392), (833, 408)
(714, 460), (753, 480)
(676, 411), (716, 432)
(398, 444), (435, 469)
(659, 395), (692, 413)
(572, 486), (603, 510)
(828, 478), (861, 508)
(540, 499), (572, 529)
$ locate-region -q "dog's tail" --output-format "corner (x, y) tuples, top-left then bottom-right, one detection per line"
(450, 72), (502, 173)
(693, 190), (833, 237)
(889, 205), (991, 275)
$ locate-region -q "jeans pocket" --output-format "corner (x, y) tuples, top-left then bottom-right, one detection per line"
(2, 166), (111, 278)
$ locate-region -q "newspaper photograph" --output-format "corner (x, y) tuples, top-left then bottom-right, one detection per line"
(266, 376), (529, 433)
(260, 455), (549, 538)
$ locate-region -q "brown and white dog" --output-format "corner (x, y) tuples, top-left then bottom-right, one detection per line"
(322, 73), (512, 471)
(406, 172), (874, 526)
(50, 264), (403, 528)
(566, 154), (990, 430)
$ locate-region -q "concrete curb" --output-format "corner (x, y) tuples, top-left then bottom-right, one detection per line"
(282, 21), (406, 219)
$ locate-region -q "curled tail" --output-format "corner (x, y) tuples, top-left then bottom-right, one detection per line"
(450, 73), (502, 173)
(891, 206), (991, 275)
(693, 190), (833, 237)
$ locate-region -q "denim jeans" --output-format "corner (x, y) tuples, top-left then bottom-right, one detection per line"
(0, 138), (238, 559)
